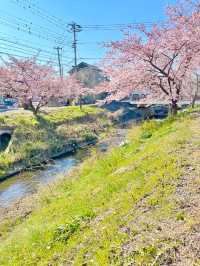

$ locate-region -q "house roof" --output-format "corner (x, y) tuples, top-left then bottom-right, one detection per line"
(69, 62), (101, 74)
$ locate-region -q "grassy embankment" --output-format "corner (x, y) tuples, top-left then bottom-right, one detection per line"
(0, 108), (200, 265)
(0, 105), (109, 180)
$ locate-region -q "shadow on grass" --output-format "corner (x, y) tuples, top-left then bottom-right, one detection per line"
(35, 115), (55, 129)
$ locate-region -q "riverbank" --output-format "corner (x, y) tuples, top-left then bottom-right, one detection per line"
(0, 127), (127, 210)
(0, 108), (200, 265)
(0, 105), (110, 181)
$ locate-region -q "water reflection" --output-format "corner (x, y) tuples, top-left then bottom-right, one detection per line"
(0, 157), (77, 208)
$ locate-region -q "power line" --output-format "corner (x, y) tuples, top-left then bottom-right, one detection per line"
(0, 39), (55, 57)
(0, 46), (56, 63)
(10, 0), (161, 32)
(79, 57), (116, 60)
(4, 0), (165, 68)
(81, 21), (161, 30)
(0, 18), (55, 43)
(0, 9), (67, 41)
(0, 51), (75, 74)
(0, 45), (67, 66)
(0, 37), (72, 60)
(0, 17), (66, 44)
(0, 46), (74, 66)
(10, 0), (68, 30)
(0, 51), (56, 65)
(0, 7), (71, 45)
(0, 30), (72, 51)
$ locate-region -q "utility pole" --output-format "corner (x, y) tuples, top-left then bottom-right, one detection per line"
(54, 46), (63, 78)
(68, 22), (82, 70)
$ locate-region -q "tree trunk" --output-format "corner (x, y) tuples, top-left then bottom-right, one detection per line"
(79, 95), (83, 110)
(23, 99), (39, 115)
(32, 107), (39, 116)
(191, 74), (199, 108)
(192, 94), (197, 108)
(22, 101), (31, 110)
(170, 100), (178, 116)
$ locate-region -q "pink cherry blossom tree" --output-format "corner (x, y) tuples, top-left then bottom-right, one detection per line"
(0, 57), (66, 115)
(63, 73), (91, 110)
(99, 0), (200, 115)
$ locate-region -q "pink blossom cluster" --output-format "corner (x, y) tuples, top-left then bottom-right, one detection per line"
(96, 0), (200, 113)
(0, 57), (89, 114)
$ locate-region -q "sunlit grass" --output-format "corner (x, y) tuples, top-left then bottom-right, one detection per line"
(0, 109), (197, 265)
(0, 105), (108, 179)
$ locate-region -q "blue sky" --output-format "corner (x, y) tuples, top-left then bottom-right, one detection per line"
(0, 0), (176, 73)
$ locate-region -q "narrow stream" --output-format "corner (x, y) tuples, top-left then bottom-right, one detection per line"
(0, 156), (77, 208)
(0, 128), (127, 208)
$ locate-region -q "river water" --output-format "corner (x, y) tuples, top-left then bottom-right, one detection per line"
(0, 128), (127, 208)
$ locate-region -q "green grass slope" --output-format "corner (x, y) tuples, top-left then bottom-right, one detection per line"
(0, 105), (109, 179)
(0, 110), (200, 265)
